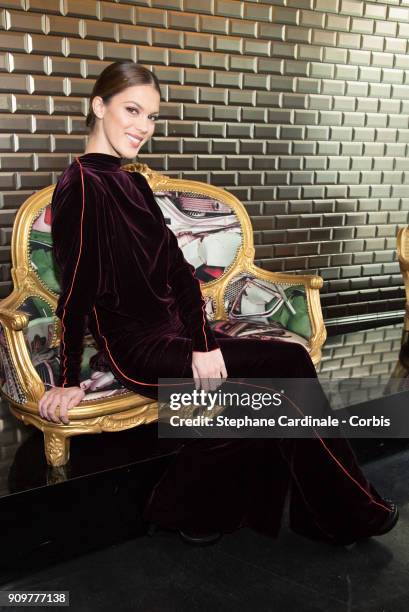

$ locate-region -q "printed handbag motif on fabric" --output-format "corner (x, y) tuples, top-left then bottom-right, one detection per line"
(29, 205), (61, 294)
(225, 275), (312, 340)
(154, 191), (242, 283)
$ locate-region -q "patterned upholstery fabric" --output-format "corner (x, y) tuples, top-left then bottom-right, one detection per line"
(0, 322), (25, 403)
(154, 189), (242, 282)
(222, 273), (311, 340)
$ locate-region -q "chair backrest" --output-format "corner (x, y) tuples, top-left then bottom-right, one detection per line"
(8, 163), (253, 351)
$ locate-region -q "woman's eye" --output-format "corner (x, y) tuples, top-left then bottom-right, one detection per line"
(126, 108), (159, 121)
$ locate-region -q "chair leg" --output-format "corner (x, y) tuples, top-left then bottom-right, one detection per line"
(43, 430), (71, 467)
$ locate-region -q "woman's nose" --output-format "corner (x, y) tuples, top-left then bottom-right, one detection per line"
(135, 117), (150, 133)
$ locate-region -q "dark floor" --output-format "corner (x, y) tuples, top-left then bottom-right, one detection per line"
(0, 446), (407, 612)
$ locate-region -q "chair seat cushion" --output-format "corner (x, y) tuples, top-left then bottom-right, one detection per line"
(210, 318), (310, 348)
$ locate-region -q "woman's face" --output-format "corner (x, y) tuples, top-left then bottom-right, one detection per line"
(91, 84), (160, 158)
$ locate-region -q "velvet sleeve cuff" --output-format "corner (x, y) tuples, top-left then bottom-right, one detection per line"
(188, 318), (220, 353)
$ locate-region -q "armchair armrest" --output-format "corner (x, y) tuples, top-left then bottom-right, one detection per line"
(0, 306), (29, 331)
(247, 263), (327, 363)
(249, 265), (324, 291)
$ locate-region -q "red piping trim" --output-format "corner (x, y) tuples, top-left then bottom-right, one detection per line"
(59, 156), (87, 387)
(63, 156), (392, 517)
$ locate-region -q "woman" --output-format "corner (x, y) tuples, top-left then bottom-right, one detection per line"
(38, 60), (398, 547)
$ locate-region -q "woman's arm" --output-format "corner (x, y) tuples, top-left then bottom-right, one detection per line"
(131, 171), (220, 353)
(166, 225), (219, 353)
(51, 166), (102, 387)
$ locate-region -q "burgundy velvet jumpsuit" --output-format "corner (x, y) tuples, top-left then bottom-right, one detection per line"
(51, 152), (393, 545)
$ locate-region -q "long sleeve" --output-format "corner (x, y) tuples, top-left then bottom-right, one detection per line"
(128, 169), (219, 353)
(166, 225), (219, 352)
(51, 168), (102, 387)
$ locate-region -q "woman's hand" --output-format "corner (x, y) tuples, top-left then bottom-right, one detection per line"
(191, 348), (228, 393)
(38, 385), (85, 425)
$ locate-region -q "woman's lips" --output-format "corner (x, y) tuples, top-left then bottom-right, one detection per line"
(126, 133), (143, 147)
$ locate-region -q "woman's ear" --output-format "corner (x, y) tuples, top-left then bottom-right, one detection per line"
(92, 96), (105, 120)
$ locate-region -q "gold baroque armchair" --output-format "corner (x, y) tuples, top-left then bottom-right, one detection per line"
(397, 226), (409, 345)
(0, 162), (327, 467)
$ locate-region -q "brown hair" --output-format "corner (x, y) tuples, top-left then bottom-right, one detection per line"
(85, 60), (161, 132)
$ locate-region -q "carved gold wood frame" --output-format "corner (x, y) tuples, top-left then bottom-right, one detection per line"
(0, 162), (327, 467)
(397, 226), (409, 342)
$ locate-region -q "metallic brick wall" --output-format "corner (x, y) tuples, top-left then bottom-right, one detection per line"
(0, 0), (408, 323)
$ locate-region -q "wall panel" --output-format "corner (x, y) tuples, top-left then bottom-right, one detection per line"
(0, 0), (408, 323)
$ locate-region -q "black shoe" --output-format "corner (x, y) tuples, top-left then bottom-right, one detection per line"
(179, 528), (222, 546)
(147, 522), (222, 546)
(370, 500), (399, 537)
(344, 499), (399, 549)
(147, 522), (158, 537)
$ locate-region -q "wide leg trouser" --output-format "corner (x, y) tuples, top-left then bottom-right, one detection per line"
(140, 333), (393, 545)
